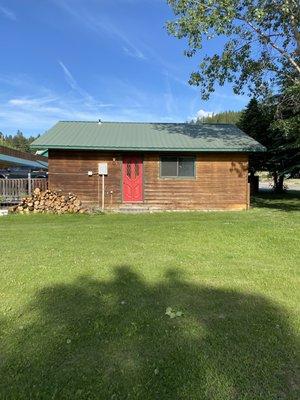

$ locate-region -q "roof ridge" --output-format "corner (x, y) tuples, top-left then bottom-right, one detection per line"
(58, 120), (236, 126)
(57, 120), (160, 123)
(59, 120), (96, 123)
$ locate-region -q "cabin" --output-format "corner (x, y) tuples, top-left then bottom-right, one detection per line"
(31, 121), (265, 211)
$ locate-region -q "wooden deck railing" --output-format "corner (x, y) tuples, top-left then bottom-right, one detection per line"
(0, 178), (48, 203)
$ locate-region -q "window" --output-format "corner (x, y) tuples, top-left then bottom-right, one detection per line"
(160, 156), (177, 177)
(160, 156), (195, 178)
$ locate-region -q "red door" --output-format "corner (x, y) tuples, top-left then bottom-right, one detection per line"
(123, 155), (143, 202)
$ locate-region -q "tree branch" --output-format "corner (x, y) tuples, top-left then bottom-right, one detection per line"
(289, 10), (300, 55)
(243, 19), (300, 75)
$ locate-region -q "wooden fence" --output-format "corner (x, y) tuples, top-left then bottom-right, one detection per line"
(0, 178), (48, 203)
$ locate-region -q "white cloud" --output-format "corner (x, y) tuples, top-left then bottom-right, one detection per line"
(0, 5), (16, 21)
(9, 97), (57, 107)
(9, 99), (36, 106)
(0, 68), (194, 136)
(58, 61), (94, 103)
(58, 61), (113, 108)
(8, 97), (68, 115)
(54, 1), (146, 61)
(0, 73), (180, 135)
(164, 72), (178, 117)
(195, 109), (214, 120)
(98, 20), (146, 60)
(0, 74), (115, 134)
(52, 0), (196, 91)
(122, 46), (146, 60)
(1, 94), (106, 134)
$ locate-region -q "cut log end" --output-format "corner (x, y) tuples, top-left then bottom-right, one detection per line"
(10, 190), (86, 215)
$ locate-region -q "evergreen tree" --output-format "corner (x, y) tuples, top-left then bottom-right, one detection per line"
(0, 131), (37, 152)
(12, 130), (30, 152)
(0, 132), (4, 146)
(267, 83), (300, 191)
(238, 98), (273, 173)
(237, 99), (271, 142)
(197, 110), (242, 124)
(238, 98), (299, 192)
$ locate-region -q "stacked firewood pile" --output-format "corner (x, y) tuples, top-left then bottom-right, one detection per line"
(9, 188), (86, 214)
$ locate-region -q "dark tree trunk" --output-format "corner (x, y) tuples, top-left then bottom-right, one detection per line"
(273, 173), (285, 193)
(249, 173), (259, 195)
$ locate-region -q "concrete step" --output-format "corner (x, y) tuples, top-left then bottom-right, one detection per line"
(118, 206), (150, 213)
(0, 209), (9, 216)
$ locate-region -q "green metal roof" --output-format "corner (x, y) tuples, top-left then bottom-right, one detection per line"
(31, 121), (266, 152)
(0, 153), (48, 168)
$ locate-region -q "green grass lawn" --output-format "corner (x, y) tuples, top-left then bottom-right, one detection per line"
(0, 193), (299, 400)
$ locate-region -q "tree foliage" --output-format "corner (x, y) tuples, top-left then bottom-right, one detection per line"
(271, 82), (300, 147)
(238, 97), (299, 191)
(167, 0), (300, 99)
(237, 98), (273, 145)
(0, 130), (37, 153)
(195, 110), (242, 124)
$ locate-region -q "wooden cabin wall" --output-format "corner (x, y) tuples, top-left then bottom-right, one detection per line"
(48, 150), (249, 210)
(48, 150), (123, 208)
(144, 153), (248, 210)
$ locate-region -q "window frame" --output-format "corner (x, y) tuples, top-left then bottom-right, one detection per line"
(159, 155), (196, 179)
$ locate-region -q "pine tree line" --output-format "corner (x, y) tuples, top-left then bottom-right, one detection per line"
(0, 130), (37, 153)
(196, 110), (242, 124)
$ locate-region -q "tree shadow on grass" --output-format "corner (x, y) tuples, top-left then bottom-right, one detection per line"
(0, 267), (299, 399)
(252, 191), (300, 212)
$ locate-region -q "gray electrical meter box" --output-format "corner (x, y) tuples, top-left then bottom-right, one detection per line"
(98, 163), (108, 175)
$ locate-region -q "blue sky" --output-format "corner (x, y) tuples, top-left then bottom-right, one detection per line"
(0, 0), (249, 137)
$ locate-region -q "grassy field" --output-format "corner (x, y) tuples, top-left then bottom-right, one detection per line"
(0, 193), (299, 400)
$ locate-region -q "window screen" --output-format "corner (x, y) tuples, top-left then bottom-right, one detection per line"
(160, 156), (177, 177)
(161, 156), (195, 177)
(178, 157), (194, 177)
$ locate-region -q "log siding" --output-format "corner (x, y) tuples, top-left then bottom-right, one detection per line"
(48, 150), (249, 211)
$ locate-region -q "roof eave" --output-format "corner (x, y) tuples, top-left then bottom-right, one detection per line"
(30, 144), (266, 152)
